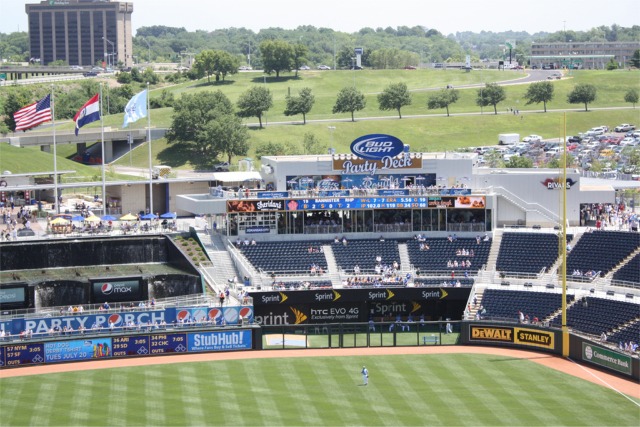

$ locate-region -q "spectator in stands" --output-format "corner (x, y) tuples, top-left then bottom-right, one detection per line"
(250, 239), (256, 245)
(342, 237), (348, 246)
(476, 235), (481, 244)
(334, 236), (340, 243)
(518, 311), (525, 323)
(600, 332), (608, 342)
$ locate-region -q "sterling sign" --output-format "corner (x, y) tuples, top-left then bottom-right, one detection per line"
(334, 134), (422, 174)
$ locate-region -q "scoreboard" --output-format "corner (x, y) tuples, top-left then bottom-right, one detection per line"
(149, 333), (187, 354)
(3, 343), (45, 367)
(112, 335), (150, 357)
(0, 329), (252, 368)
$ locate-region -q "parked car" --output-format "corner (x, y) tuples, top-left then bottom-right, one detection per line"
(238, 66), (252, 71)
(214, 162), (230, 172)
(317, 65), (331, 70)
(523, 135), (543, 143)
(403, 65), (417, 70)
(299, 65), (310, 70)
(83, 71), (98, 77)
(567, 135), (582, 143)
(586, 127), (606, 136)
(614, 124), (635, 132)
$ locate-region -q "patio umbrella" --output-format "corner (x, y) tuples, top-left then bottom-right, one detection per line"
(50, 217), (69, 225)
(84, 215), (101, 223)
(120, 213), (138, 221)
(415, 176), (425, 181)
(101, 215), (117, 221)
(160, 212), (176, 219)
(141, 213), (157, 220)
(71, 215), (85, 221)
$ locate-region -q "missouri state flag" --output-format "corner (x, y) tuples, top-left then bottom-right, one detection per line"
(13, 94), (52, 131)
(73, 94), (100, 136)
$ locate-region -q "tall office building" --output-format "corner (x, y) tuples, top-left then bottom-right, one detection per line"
(25, 0), (133, 67)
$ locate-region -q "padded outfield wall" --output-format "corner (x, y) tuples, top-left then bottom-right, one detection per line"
(460, 322), (639, 381)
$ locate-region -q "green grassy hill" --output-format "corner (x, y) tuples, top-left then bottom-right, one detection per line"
(3, 69), (640, 174)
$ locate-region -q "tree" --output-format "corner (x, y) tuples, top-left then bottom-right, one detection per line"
(377, 82), (412, 118)
(236, 86), (273, 129)
(427, 88), (459, 117)
(193, 50), (217, 83)
(629, 49), (640, 68)
(166, 90), (234, 159)
(476, 83), (506, 115)
(624, 88), (639, 108)
(284, 87), (315, 124)
(332, 86), (366, 122)
(523, 81), (554, 112)
(292, 43), (309, 77)
(567, 83), (597, 111)
(260, 40), (294, 78)
(200, 113), (250, 163)
(302, 132), (326, 155)
(193, 50), (239, 83)
(505, 156), (533, 168)
(606, 58), (619, 70)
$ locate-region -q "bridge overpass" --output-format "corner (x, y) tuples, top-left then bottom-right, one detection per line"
(1, 128), (167, 163)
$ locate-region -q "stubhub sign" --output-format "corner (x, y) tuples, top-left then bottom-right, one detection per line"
(350, 134), (404, 160)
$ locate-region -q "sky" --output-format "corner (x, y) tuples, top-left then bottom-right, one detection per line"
(1, 0), (638, 35)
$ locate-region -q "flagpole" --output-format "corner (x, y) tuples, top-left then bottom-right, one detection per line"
(100, 83), (107, 217)
(147, 82), (153, 215)
(51, 85), (59, 214)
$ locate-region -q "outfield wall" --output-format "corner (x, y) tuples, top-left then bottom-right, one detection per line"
(460, 322), (639, 381)
(569, 334), (639, 380)
(0, 327), (262, 368)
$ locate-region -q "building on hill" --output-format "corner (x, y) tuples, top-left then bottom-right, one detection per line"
(25, 0), (133, 67)
(530, 41), (640, 69)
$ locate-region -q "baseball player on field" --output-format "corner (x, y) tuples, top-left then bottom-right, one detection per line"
(361, 365), (369, 385)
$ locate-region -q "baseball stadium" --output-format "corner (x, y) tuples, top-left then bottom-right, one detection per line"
(1, 136), (639, 426)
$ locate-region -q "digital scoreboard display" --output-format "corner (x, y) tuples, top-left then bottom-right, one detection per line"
(149, 333), (187, 354)
(3, 343), (45, 367)
(112, 335), (150, 358)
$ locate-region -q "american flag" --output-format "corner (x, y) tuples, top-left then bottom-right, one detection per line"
(14, 94), (52, 131)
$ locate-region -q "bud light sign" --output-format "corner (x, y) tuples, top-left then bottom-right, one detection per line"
(350, 134), (404, 160)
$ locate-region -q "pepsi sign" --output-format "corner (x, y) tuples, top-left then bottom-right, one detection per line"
(91, 279), (142, 303)
(350, 134), (404, 160)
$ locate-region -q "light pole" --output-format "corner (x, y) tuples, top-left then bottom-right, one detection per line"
(102, 37), (114, 69)
(328, 126), (336, 154)
(141, 37), (151, 64)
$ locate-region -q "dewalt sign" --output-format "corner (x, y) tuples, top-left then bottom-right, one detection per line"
(514, 328), (554, 349)
(470, 326), (514, 342)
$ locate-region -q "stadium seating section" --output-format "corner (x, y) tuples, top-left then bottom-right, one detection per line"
(332, 239), (401, 272)
(406, 238), (491, 274)
(414, 277), (474, 287)
(607, 320), (640, 346)
(481, 289), (574, 321)
(239, 241), (328, 274)
(272, 280), (332, 290)
(550, 296), (640, 336)
(496, 233), (570, 275)
(612, 252), (640, 284)
(566, 231), (640, 277)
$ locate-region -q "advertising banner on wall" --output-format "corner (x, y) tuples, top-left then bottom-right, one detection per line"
(582, 342), (632, 375)
(45, 338), (112, 363)
(468, 325), (555, 350)
(252, 287), (468, 306)
(187, 330), (252, 352)
(90, 278), (142, 303)
(227, 199), (285, 213)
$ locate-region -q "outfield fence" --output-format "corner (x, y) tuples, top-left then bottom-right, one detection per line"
(259, 320), (461, 350)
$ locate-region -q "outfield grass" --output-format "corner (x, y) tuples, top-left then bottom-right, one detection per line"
(0, 354), (637, 426)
